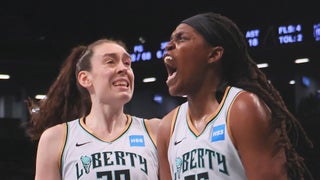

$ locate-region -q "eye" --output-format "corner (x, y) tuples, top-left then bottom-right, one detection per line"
(125, 61), (131, 66)
(124, 61), (132, 68)
(123, 57), (132, 66)
(174, 32), (187, 42)
(105, 58), (114, 64)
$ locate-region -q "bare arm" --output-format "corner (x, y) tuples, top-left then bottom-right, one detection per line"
(230, 91), (287, 180)
(144, 118), (161, 145)
(157, 110), (176, 180)
(35, 124), (66, 180)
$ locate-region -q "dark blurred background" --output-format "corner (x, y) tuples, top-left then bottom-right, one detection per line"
(0, 0), (319, 179)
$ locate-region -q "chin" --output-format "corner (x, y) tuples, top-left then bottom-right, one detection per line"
(119, 93), (132, 101)
(168, 87), (184, 97)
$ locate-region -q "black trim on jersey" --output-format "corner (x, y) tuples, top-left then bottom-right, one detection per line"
(120, 115), (133, 139)
(171, 106), (182, 137)
(142, 118), (158, 149)
(77, 116), (133, 143)
(60, 121), (70, 176)
(226, 88), (244, 121)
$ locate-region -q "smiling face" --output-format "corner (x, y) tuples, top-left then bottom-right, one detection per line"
(164, 23), (214, 97)
(78, 42), (134, 106)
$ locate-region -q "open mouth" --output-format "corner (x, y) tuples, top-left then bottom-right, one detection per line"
(163, 55), (177, 77)
(113, 80), (129, 87)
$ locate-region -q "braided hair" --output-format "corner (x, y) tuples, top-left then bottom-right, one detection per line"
(184, 12), (314, 179)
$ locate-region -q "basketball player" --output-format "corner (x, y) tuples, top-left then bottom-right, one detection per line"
(27, 39), (160, 179)
(157, 12), (314, 180)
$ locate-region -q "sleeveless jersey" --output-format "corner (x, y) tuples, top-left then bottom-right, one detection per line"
(60, 115), (158, 180)
(168, 86), (247, 180)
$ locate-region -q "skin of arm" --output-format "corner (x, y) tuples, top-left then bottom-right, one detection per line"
(35, 124), (66, 180)
(229, 91), (287, 180)
(144, 118), (161, 145)
(144, 118), (161, 177)
(157, 110), (176, 180)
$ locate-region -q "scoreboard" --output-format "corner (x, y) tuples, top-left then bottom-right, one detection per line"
(130, 41), (168, 62)
(130, 21), (320, 63)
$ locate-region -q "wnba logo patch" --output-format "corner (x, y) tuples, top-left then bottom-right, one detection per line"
(211, 125), (225, 142)
(129, 135), (145, 147)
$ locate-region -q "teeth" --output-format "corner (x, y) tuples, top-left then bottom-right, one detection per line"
(164, 56), (173, 63)
(114, 81), (128, 86)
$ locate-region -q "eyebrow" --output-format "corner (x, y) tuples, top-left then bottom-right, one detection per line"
(102, 52), (131, 59)
(171, 30), (187, 39)
(103, 52), (131, 57)
(103, 52), (117, 57)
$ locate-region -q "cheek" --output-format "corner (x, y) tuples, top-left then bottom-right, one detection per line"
(179, 47), (203, 64)
(102, 71), (114, 80)
(128, 70), (134, 80)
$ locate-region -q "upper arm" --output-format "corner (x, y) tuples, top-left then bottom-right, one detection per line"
(35, 124), (66, 180)
(144, 118), (161, 145)
(157, 110), (176, 180)
(229, 91), (287, 179)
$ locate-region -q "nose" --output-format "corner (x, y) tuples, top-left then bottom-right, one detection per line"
(165, 40), (175, 51)
(117, 62), (129, 74)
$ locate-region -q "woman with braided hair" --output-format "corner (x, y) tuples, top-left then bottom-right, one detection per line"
(27, 38), (160, 179)
(157, 12), (313, 180)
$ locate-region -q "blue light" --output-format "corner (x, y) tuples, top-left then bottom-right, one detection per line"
(131, 54), (137, 62)
(133, 45), (144, 52)
(245, 29), (260, 47)
(278, 24), (304, 44)
(141, 52), (152, 61)
(313, 23), (320, 41)
(160, 41), (169, 49)
(302, 76), (311, 87)
(156, 50), (164, 59)
(153, 94), (163, 104)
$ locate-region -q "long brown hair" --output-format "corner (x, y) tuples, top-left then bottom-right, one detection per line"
(26, 39), (127, 141)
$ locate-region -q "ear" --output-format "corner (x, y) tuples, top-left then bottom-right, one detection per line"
(78, 71), (92, 88)
(208, 46), (224, 64)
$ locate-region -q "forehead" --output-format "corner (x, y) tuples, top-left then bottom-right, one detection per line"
(92, 42), (127, 56)
(172, 23), (198, 35)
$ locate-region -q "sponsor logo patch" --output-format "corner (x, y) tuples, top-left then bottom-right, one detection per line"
(129, 135), (145, 147)
(211, 124), (225, 142)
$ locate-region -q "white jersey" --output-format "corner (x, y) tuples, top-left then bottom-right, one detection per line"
(168, 86), (247, 180)
(60, 115), (158, 180)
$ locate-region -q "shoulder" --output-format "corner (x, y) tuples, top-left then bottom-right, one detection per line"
(231, 91), (270, 119)
(157, 106), (180, 144)
(228, 90), (288, 179)
(162, 105), (181, 126)
(229, 90), (272, 146)
(38, 123), (67, 154)
(144, 118), (161, 136)
(41, 123), (66, 140)
(35, 122), (67, 179)
(157, 107), (180, 180)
